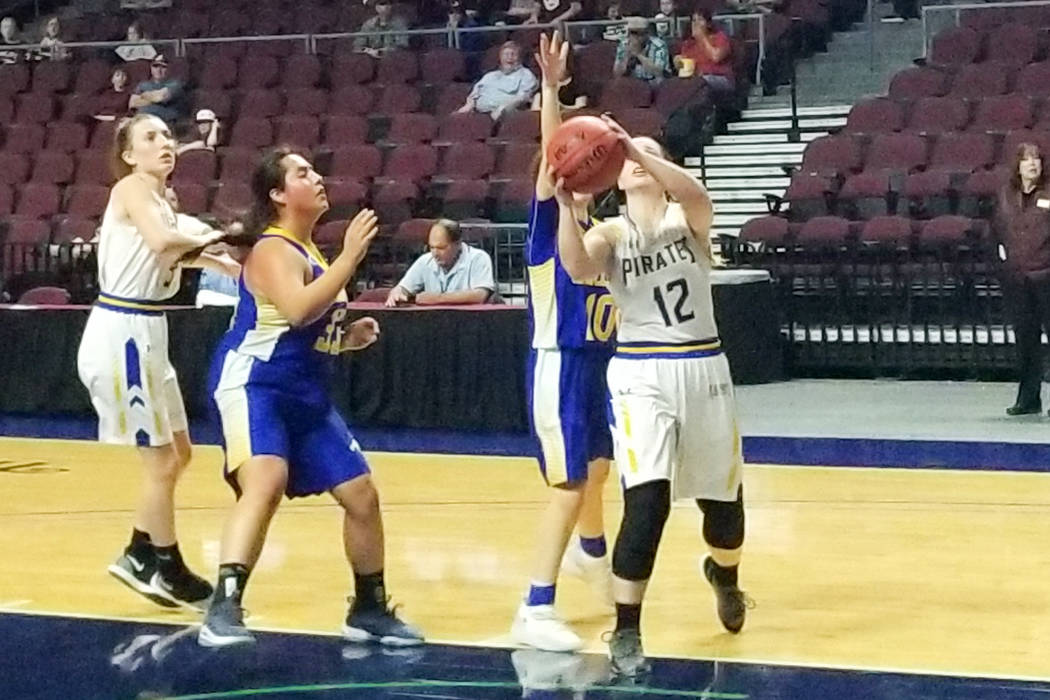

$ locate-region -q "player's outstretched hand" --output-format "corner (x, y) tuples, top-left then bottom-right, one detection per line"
(344, 316), (380, 351)
(341, 208), (379, 266)
(536, 31), (569, 89)
(600, 114), (642, 160)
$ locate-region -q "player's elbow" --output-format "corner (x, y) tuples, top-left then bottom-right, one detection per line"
(563, 261), (597, 284)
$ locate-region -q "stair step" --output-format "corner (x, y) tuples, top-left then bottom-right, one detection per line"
(706, 176), (790, 189)
(701, 154), (804, 166)
(712, 131), (825, 145)
(740, 105), (852, 119)
(727, 117), (846, 132)
(703, 142), (808, 156)
(707, 190), (771, 201)
(711, 133), (789, 144)
(710, 202), (771, 213)
(713, 213), (764, 227)
(697, 166), (792, 177)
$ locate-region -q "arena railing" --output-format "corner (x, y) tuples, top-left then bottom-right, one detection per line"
(731, 228), (1015, 377)
(4, 15), (767, 84)
(921, 0), (1050, 61)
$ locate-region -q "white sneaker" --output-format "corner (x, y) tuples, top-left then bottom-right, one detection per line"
(511, 603), (583, 652)
(561, 539), (614, 608)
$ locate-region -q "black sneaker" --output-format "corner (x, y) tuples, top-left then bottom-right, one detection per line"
(342, 598), (424, 647)
(150, 568), (214, 611)
(606, 629), (651, 680)
(107, 551), (178, 609)
(702, 556), (753, 634)
(199, 598), (254, 648)
(1006, 403), (1042, 416)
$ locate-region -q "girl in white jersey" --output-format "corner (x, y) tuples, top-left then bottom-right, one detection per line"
(555, 121), (749, 679)
(77, 113), (232, 610)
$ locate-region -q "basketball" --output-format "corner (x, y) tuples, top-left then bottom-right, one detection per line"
(546, 116), (626, 194)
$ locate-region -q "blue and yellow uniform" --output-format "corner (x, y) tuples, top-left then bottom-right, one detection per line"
(208, 226), (368, 498)
(525, 196), (616, 486)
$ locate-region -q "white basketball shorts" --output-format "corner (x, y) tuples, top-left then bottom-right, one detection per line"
(606, 352), (743, 501)
(77, 305), (187, 447)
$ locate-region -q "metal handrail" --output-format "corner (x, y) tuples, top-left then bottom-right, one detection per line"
(921, 0), (1050, 58)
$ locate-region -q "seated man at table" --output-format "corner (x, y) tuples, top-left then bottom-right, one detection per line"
(385, 219), (496, 306)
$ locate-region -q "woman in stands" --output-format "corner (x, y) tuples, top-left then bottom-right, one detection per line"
(77, 112), (232, 610)
(999, 142), (1050, 416)
(511, 31), (615, 653)
(199, 148), (423, 648)
(555, 118), (750, 678)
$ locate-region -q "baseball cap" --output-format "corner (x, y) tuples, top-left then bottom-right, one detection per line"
(195, 108), (217, 121)
(151, 53), (168, 66)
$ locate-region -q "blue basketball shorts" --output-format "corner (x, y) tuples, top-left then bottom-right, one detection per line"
(212, 374), (369, 499)
(526, 347), (614, 486)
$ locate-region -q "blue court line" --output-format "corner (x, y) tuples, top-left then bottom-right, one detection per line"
(2, 413), (1049, 472)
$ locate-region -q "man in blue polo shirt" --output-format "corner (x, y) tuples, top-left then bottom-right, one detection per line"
(384, 219), (496, 306)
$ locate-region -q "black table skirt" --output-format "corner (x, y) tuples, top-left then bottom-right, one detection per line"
(0, 280), (782, 433)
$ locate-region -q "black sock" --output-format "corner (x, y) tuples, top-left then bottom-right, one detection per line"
(126, 529), (154, 569)
(710, 561), (739, 587)
(215, 563), (250, 604)
(127, 528), (153, 562)
(615, 603), (642, 632)
(354, 571), (386, 611)
(153, 543), (185, 579)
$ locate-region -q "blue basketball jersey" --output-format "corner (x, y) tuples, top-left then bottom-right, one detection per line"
(216, 226), (348, 394)
(525, 196), (616, 350)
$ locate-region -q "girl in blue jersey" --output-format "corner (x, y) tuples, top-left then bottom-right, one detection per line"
(199, 148), (423, 648)
(511, 32), (617, 652)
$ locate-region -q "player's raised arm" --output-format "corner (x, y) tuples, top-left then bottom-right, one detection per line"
(555, 177), (613, 282)
(536, 31), (570, 200)
(603, 115), (714, 238)
(248, 209), (377, 327)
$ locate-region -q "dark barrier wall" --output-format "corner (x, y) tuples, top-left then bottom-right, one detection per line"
(0, 283), (782, 432)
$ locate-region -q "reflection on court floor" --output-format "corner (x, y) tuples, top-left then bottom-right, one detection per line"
(6, 437), (1050, 698)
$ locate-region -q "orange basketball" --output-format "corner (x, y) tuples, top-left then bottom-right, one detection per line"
(546, 116), (626, 194)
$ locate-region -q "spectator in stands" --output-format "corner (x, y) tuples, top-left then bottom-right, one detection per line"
(384, 219), (496, 306)
(0, 16), (25, 64)
(129, 54), (186, 126)
(654, 0), (675, 40)
(998, 143), (1050, 416)
(36, 16), (70, 61)
(614, 17), (669, 85)
(115, 21), (157, 62)
(603, 1), (626, 41)
(355, 0), (410, 57)
(93, 67), (131, 122)
(457, 40), (538, 120)
(504, 0), (540, 23)
(449, 0), (486, 52)
(726, 0), (780, 14)
(536, 0), (584, 26)
(177, 109), (221, 154)
(674, 9), (733, 94)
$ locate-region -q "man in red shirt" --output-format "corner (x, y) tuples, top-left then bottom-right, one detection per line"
(673, 9), (734, 94)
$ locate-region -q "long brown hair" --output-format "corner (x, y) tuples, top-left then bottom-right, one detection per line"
(108, 113), (163, 181)
(1009, 142), (1046, 193)
(243, 146), (297, 240)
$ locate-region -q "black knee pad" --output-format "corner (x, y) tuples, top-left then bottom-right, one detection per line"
(697, 486), (745, 550)
(612, 480), (671, 581)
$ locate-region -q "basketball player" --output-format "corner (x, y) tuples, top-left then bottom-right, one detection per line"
(511, 31), (615, 653)
(199, 148), (423, 647)
(77, 113), (230, 610)
(554, 120), (750, 677)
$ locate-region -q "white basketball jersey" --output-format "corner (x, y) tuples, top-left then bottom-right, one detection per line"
(605, 202), (718, 344)
(96, 187), (182, 301)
